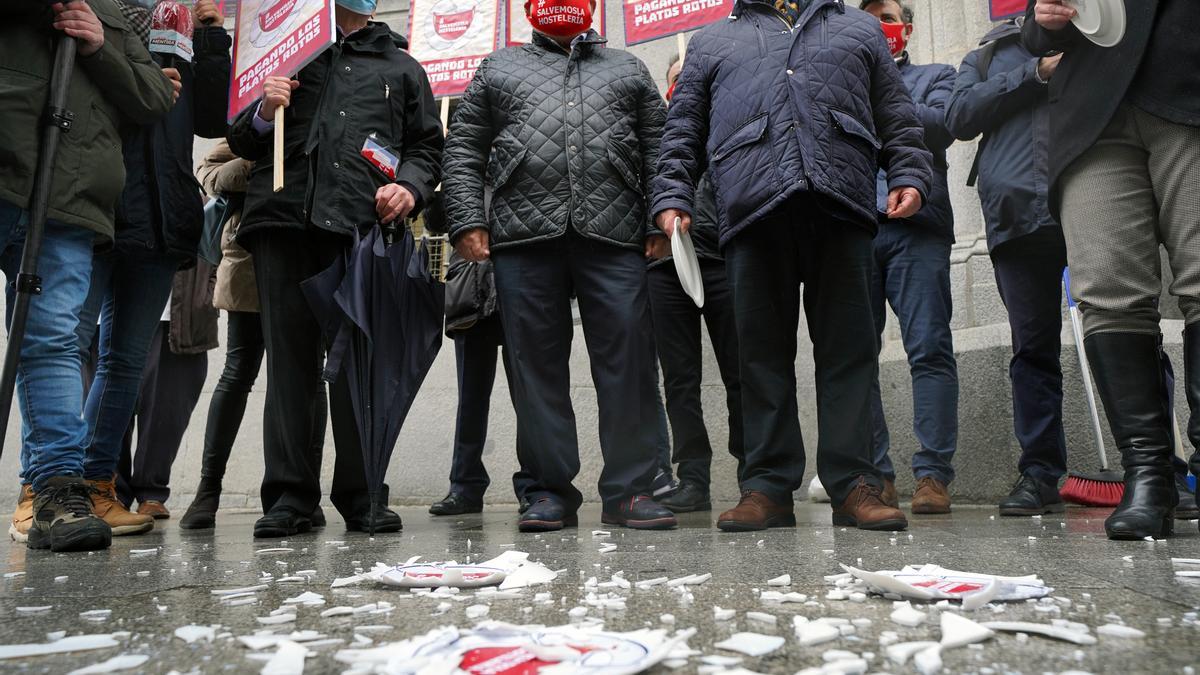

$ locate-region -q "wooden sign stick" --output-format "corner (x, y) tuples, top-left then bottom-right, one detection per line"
(273, 105), (284, 192)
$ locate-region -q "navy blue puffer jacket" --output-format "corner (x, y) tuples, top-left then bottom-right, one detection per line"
(651, 0), (932, 246)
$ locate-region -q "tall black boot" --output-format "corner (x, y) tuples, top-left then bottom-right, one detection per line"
(179, 477), (222, 530)
(1084, 333), (1178, 540)
(1182, 324), (1200, 525)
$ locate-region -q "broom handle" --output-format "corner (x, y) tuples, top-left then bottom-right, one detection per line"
(1065, 268), (1108, 470)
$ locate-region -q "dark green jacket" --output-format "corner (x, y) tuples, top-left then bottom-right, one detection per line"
(0, 0), (175, 241)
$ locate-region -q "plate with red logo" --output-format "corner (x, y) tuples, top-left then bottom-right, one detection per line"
(377, 563), (509, 588)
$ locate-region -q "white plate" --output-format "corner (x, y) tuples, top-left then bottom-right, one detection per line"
(1069, 0), (1126, 47)
(671, 221), (704, 308)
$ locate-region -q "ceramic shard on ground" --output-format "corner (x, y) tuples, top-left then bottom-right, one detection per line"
(174, 625), (216, 644)
(913, 645), (943, 675)
(714, 607), (736, 621)
(714, 632), (784, 657)
(794, 617), (841, 646)
(212, 585), (270, 596)
(890, 602), (927, 627)
(886, 641), (940, 665)
(1096, 624), (1146, 638)
(0, 634), (120, 660)
(939, 612), (994, 649)
(283, 592), (325, 606)
(260, 640), (307, 675)
(982, 621), (1097, 645)
(65, 654), (149, 674)
(841, 563), (1050, 605)
(767, 574), (791, 586)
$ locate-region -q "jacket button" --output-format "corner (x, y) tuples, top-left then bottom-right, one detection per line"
(344, 66), (351, 72)
(569, 145), (577, 152)
(333, 162), (340, 168)
(325, 220), (332, 226)
(567, 101), (575, 107)
(339, 111), (346, 117)
(786, 69), (794, 75)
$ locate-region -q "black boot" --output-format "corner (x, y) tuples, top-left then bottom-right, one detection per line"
(179, 478), (221, 530)
(1085, 333), (1178, 540)
(1182, 324), (1200, 529)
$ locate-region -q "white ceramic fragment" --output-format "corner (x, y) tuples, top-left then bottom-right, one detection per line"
(283, 592), (325, 606)
(256, 548), (294, 555)
(939, 612), (994, 649)
(257, 614), (297, 626)
(886, 641), (939, 665)
(714, 607), (736, 621)
(890, 602), (927, 627)
(212, 585), (270, 596)
(913, 645), (943, 675)
(174, 625), (216, 644)
(79, 609), (113, 621)
(982, 621), (1097, 645)
(0, 635), (120, 660)
(1096, 624), (1145, 639)
(16, 606), (53, 613)
(767, 574), (791, 586)
(465, 605), (490, 619)
(745, 611), (776, 625)
(961, 580), (999, 611)
(714, 632), (784, 657)
(260, 640), (307, 675)
(65, 654), (150, 674)
(794, 617), (841, 646)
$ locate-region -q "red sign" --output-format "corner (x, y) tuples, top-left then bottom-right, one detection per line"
(989, 0), (1025, 20)
(227, 0), (335, 121)
(622, 0), (732, 46)
(409, 0), (501, 98)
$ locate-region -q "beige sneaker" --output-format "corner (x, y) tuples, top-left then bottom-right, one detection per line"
(86, 477), (153, 536)
(9, 484), (34, 542)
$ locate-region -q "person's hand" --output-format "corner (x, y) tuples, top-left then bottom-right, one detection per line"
(455, 229), (490, 262)
(655, 208), (691, 237)
(162, 67), (182, 104)
(259, 76), (299, 121)
(1037, 53), (1063, 81)
(645, 234), (670, 260)
(1033, 0), (1076, 31)
(886, 187), (922, 219)
(52, 2), (105, 57)
(193, 0), (221, 25)
(374, 183), (416, 223)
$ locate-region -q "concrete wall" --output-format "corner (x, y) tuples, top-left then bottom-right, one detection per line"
(0, 0), (1191, 510)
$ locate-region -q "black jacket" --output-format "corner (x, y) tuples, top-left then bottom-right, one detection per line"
(228, 22), (443, 239)
(651, 0), (932, 246)
(442, 31), (667, 251)
(874, 55), (956, 241)
(116, 26), (230, 264)
(946, 20), (1056, 252)
(647, 173), (721, 269)
(1020, 0), (1167, 220)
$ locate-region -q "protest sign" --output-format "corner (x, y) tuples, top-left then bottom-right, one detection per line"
(409, 0), (502, 98)
(989, 0), (1025, 20)
(226, 0), (335, 121)
(622, 0), (732, 46)
(506, 0), (606, 46)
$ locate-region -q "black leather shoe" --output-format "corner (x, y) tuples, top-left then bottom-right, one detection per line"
(429, 493), (483, 516)
(519, 498), (577, 532)
(518, 497), (531, 514)
(1177, 475), (1199, 520)
(345, 504), (403, 534)
(601, 495), (677, 530)
(657, 480), (711, 513)
(179, 478), (221, 530)
(254, 508), (312, 538)
(998, 475), (1065, 516)
(311, 506), (327, 528)
(1085, 333), (1178, 540)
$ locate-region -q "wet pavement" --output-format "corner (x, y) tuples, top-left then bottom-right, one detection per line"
(1, 504), (1198, 673)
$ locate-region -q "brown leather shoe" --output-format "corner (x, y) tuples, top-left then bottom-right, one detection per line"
(137, 500), (170, 520)
(9, 484), (34, 542)
(716, 491), (796, 532)
(881, 479), (899, 509)
(911, 477), (951, 514)
(832, 477), (908, 531)
(87, 478), (153, 536)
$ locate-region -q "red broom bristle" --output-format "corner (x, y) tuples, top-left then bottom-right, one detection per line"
(1060, 476), (1124, 507)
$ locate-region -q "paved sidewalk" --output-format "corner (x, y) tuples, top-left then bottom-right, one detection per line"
(1, 505), (1197, 673)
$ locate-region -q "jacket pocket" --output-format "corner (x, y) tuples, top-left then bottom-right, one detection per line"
(607, 144), (642, 191)
(828, 108), (881, 150)
(712, 113), (769, 162)
(486, 136), (527, 192)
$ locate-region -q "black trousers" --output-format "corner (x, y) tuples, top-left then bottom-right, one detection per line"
(724, 205), (882, 506)
(243, 227), (375, 519)
(991, 226), (1069, 485)
(448, 313), (534, 502)
(117, 322), (208, 504)
(492, 230), (660, 513)
(198, 310), (327, 483)
(647, 261), (744, 488)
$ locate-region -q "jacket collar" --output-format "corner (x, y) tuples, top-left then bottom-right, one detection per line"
(979, 17), (1022, 45)
(339, 21), (402, 52)
(530, 29), (607, 55)
(735, 0), (843, 30)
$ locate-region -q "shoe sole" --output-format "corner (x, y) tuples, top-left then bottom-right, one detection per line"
(346, 523), (403, 534)
(600, 514), (678, 530)
(911, 504), (951, 515)
(179, 516), (216, 530)
(254, 522), (312, 538)
(27, 525), (112, 552)
(8, 523), (29, 543)
(998, 502), (1066, 517)
(716, 513), (797, 532)
(1174, 509), (1199, 520)
(518, 515), (578, 533)
(111, 521), (155, 536)
(661, 502), (712, 514)
(429, 507), (484, 516)
(831, 514), (909, 531)
(1107, 517), (1173, 540)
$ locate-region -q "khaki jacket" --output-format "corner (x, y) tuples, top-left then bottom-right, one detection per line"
(197, 140), (257, 312)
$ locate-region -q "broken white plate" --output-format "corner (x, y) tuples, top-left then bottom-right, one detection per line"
(0, 635), (120, 660)
(982, 621), (1097, 645)
(793, 617), (841, 647)
(913, 645), (943, 675)
(766, 574), (791, 587)
(890, 602), (928, 627)
(939, 612), (993, 649)
(1096, 624), (1145, 639)
(886, 641), (939, 665)
(260, 640), (307, 675)
(842, 563), (1050, 604)
(65, 654), (149, 674)
(173, 626), (216, 644)
(714, 633), (784, 657)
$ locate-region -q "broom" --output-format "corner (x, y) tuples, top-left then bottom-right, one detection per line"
(1059, 268), (1125, 506)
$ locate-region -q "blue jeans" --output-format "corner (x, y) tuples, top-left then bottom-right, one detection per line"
(74, 251), (177, 481)
(0, 199), (94, 492)
(868, 223), (959, 485)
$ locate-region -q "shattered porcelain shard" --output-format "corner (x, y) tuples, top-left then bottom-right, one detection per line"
(212, 585), (270, 596)
(913, 645), (943, 675)
(939, 612), (994, 649)
(283, 592), (325, 606)
(65, 654), (149, 674)
(890, 602), (928, 627)
(767, 574), (791, 586)
(713, 606), (736, 621)
(841, 563), (1050, 605)
(260, 640), (307, 675)
(255, 548), (294, 555)
(982, 621), (1097, 645)
(714, 632), (785, 657)
(15, 606), (53, 613)
(886, 641), (940, 665)
(1096, 624), (1146, 639)
(699, 654), (743, 666)
(257, 614), (298, 626)
(794, 617), (841, 646)
(0, 635), (121, 660)
(174, 625), (216, 644)
(745, 611), (777, 625)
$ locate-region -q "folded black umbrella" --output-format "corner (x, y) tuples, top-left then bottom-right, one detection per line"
(301, 224), (445, 533)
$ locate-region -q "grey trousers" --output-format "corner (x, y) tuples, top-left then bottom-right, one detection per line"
(1059, 103), (1200, 336)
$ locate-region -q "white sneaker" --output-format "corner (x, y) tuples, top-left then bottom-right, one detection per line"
(807, 475), (830, 503)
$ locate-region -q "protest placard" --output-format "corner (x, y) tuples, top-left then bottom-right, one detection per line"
(505, 0), (606, 46)
(409, 0), (502, 98)
(622, 0), (732, 46)
(989, 0), (1025, 20)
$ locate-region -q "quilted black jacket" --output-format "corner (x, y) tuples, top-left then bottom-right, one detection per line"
(442, 31), (667, 251)
(651, 0), (932, 245)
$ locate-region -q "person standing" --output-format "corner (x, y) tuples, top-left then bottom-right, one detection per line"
(1023, 0), (1200, 539)
(653, 0), (932, 532)
(443, 0), (677, 532)
(2, 0), (174, 551)
(179, 140), (330, 531)
(859, 0), (958, 515)
(648, 56), (744, 514)
(74, 0), (229, 538)
(227, 0), (443, 538)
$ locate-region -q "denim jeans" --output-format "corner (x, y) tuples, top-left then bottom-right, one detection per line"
(74, 250), (177, 481)
(868, 223), (959, 485)
(0, 199), (94, 492)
